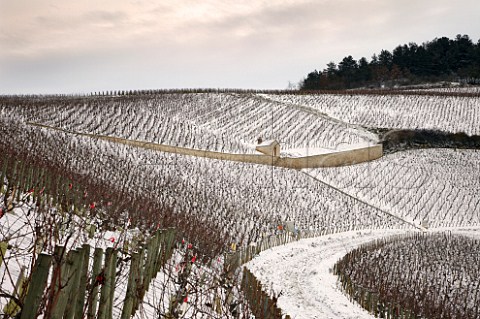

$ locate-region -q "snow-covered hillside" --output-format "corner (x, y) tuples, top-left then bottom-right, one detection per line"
(1, 91), (479, 318)
(262, 93), (480, 135)
(1, 93), (377, 154)
(305, 149), (480, 228)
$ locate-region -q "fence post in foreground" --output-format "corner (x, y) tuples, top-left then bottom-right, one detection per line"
(20, 253), (52, 319)
(3, 265), (27, 317)
(74, 244), (90, 319)
(87, 247), (104, 319)
(44, 245), (64, 318)
(64, 249), (84, 319)
(107, 249), (117, 319)
(51, 250), (74, 318)
(98, 247), (114, 319)
(133, 246), (145, 313)
(121, 251), (141, 319)
(0, 241), (7, 267)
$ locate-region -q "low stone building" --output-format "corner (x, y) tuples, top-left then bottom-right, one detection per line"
(256, 140), (280, 156)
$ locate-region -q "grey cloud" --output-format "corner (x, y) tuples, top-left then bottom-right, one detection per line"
(149, 4), (175, 15)
(1, 0), (480, 94)
(34, 9), (129, 30)
(185, 1), (327, 37)
(175, 0), (395, 51)
(82, 10), (128, 24)
(0, 32), (31, 51)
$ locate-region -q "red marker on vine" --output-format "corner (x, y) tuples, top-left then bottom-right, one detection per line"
(95, 272), (106, 286)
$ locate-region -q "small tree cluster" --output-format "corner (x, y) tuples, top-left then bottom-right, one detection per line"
(301, 34), (480, 90)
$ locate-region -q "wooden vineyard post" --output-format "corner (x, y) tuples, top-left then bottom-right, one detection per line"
(365, 291), (372, 313)
(20, 253), (52, 319)
(132, 246), (145, 313)
(166, 229), (176, 262)
(44, 245), (64, 318)
(87, 247), (104, 319)
(144, 232), (158, 292)
(51, 250), (75, 318)
(153, 230), (163, 275)
(3, 265), (27, 317)
(143, 232), (160, 294)
(0, 241), (7, 266)
(241, 268), (248, 305)
(64, 250), (84, 319)
(98, 247), (117, 319)
(7, 186), (16, 211)
(97, 248), (113, 319)
(74, 244), (90, 319)
(140, 238), (152, 300)
(107, 249), (117, 319)
(252, 271), (259, 316)
(157, 229), (175, 271)
(120, 251), (141, 319)
(0, 157), (8, 194)
(157, 230), (167, 269)
(372, 293), (378, 317)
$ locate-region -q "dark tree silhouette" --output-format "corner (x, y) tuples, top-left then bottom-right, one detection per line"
(300, 34), (480, 90)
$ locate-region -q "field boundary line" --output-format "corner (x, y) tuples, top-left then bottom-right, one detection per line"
(300, 170), (424, 230)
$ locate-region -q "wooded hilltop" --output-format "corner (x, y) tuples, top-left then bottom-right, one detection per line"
(300, 34), (480, 90)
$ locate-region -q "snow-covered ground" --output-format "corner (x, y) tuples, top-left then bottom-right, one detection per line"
(0, 204), (228, 318)
(0, 118), (408, 249)
(282, 141), (377, 157)
(261, 93), (480, 135)
(412, 86), (480, 94)
(2, 92), (480, 318)
(246, 227), (480, 319)
(246, 229), (408, 319)
(305, 149), (480, 228)
(1, 93), (376, 154)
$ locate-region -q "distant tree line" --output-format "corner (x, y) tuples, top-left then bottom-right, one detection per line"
(300, 34), (480, 90)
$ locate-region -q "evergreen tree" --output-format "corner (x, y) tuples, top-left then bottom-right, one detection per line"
(300, 34), (480, 90)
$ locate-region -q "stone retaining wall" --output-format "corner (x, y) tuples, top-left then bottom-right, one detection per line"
(29, 122), (383, 169)
(99, 135), (383, 168)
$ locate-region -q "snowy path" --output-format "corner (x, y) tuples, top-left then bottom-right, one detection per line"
(246, 229), (412, 319)
(246, 227), (480, 319)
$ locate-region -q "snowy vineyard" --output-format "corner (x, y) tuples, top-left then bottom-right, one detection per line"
(0, 119), (405, 250)
(0, 148), (256, 318)
(334, 232), (480, 318)
(1, 93), (376, 154)
(1, 90), (480, 318)
(306, 148), (480, 228)
(262, 93), (480, 135)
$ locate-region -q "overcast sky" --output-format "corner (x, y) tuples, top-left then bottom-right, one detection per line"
(1, 0), (479, 94)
